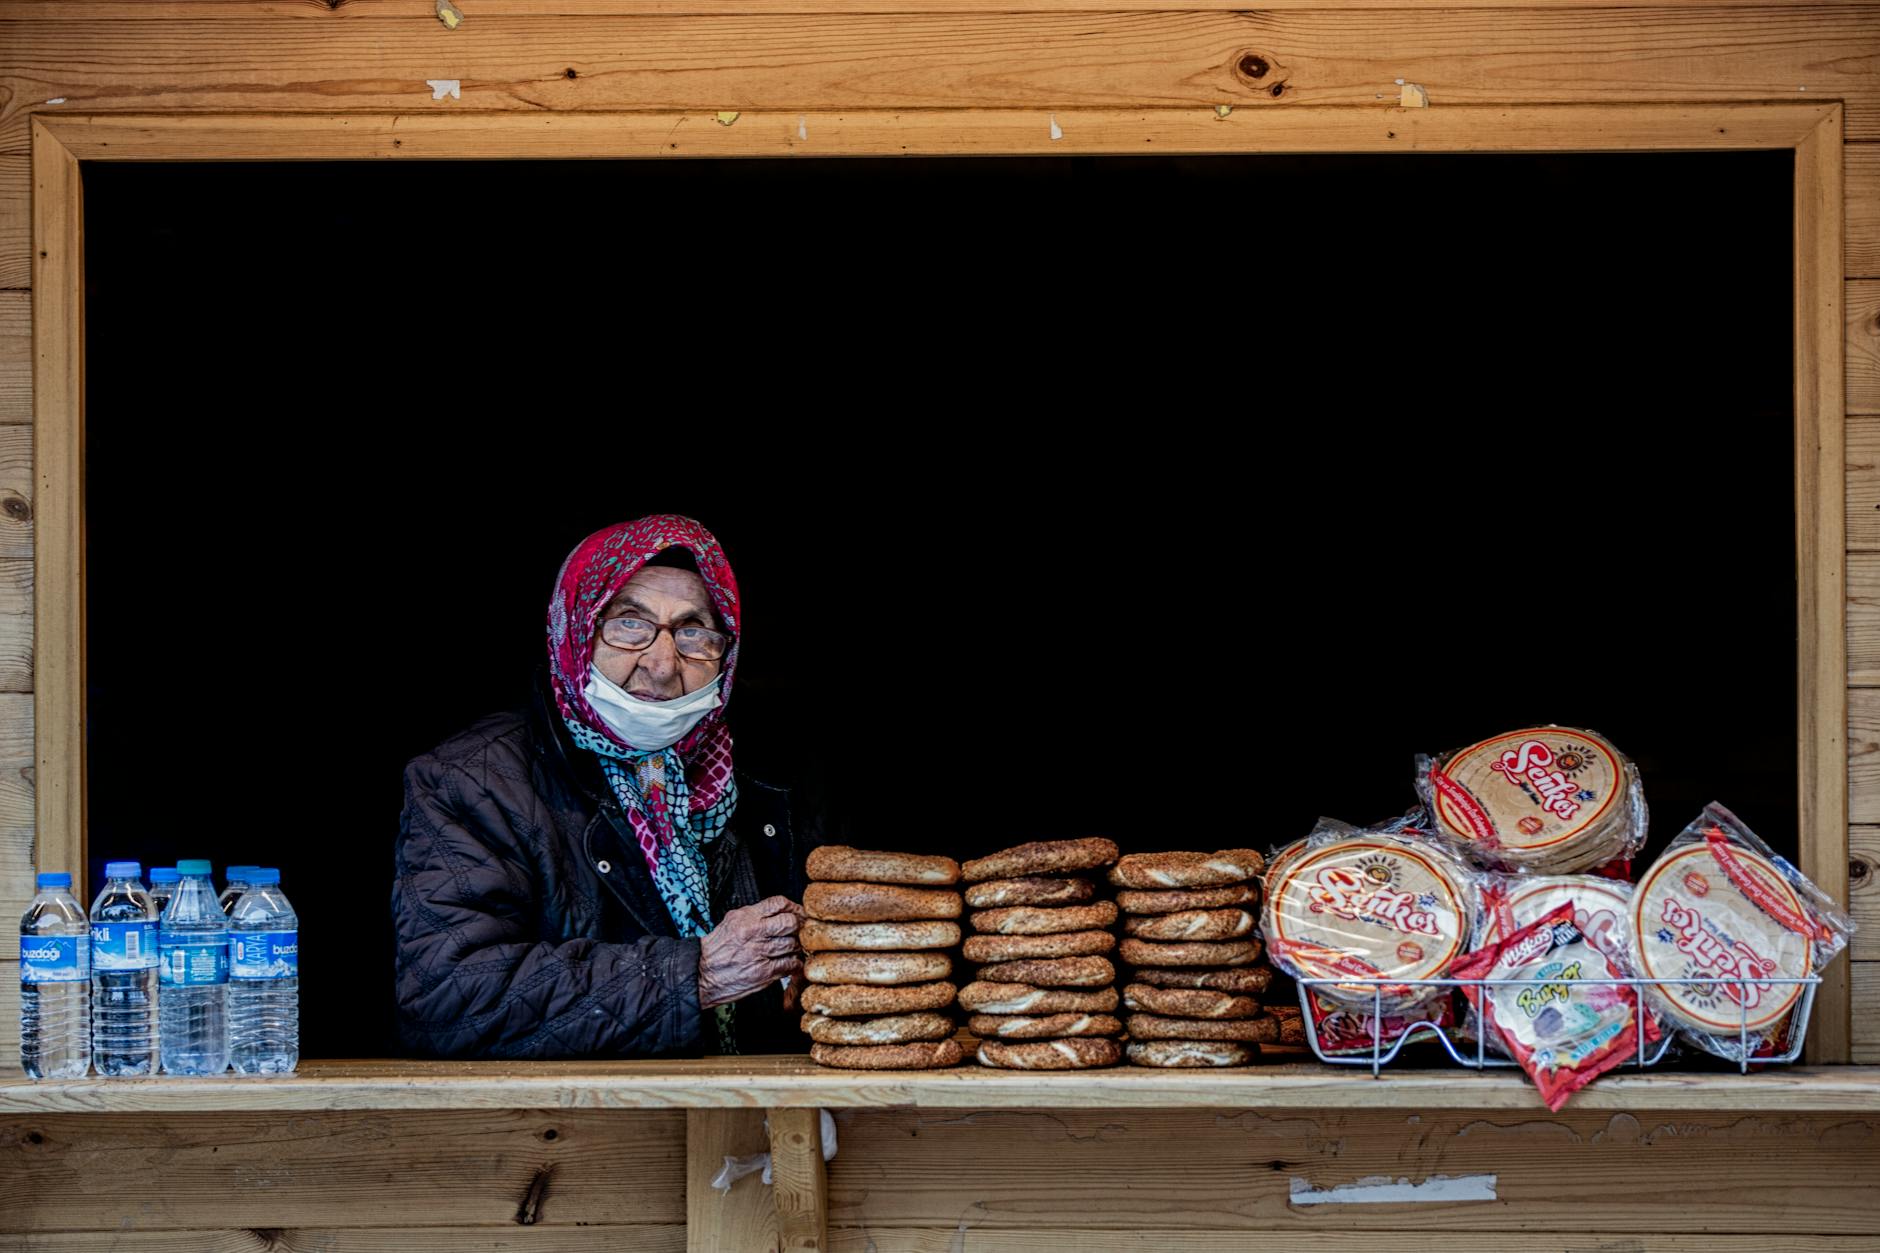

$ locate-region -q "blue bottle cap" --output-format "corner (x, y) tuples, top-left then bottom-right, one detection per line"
(150, 867), (180, 884)
(35, 871), (71, 889)
(226, 866), (257, 881)
(249, 868), (281, 886)
(176, 859), (213, 876)
(104, 861), (142, 879)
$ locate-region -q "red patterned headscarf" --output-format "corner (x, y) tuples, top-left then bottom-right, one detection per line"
(546, 515), (741, 864)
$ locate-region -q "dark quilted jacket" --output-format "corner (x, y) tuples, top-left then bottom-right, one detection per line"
(392, 667), (830, 1059)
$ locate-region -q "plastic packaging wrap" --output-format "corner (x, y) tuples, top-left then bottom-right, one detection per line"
(1631, 802), (1855, 1062)
(1264, 822), (1474, 1019)
(709, 1109), (838, 1192)
(1417, 726), (1647, 874)
(1452, 902), (1661, 1111)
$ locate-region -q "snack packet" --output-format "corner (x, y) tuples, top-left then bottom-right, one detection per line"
(1452, 902), (1660, 1110)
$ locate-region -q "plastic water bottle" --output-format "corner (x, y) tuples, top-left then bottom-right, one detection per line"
(90, 861), (159, 1077)
(19, 871), (90, 1079)
(228, 868), (298, 1075)
(218, 867), (257, 916)
(148, 867), (180, 919)
(159, 860), (228, 1076)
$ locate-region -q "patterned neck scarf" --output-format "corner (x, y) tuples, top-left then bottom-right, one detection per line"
(547, 515), (744, 1048)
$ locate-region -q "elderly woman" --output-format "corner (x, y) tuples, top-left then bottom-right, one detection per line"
(392, 514), (827, 1058)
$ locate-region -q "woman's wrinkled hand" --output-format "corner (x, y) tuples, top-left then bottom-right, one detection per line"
(698, 895), (805, 1010)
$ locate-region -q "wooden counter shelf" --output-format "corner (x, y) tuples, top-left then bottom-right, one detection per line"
(5, 1056), (1878, 1114)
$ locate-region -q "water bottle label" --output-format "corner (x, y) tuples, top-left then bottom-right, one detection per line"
(20, 935), (88, 983)
(158, 934), (229, 986)
(91, 921), (159, 971)
(230, 929), (298, 980)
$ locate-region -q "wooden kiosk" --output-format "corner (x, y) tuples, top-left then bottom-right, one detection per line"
(4, 4), (1880, 1249)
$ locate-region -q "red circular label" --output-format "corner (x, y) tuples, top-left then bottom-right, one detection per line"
(1517, 816), (1544, 836)
(1397, 941), (1424, 963)
(1682, 871), (1710, 897)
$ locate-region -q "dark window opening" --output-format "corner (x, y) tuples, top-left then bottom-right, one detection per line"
(81, 153), (1797, 1057)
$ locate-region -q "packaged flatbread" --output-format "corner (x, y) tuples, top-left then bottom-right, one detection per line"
(1264, 829), (1472, 1015)
(1452, 902), (1660, 1111)
(1417, 726), (1646, 874)
(1632, 802), (1853, 1061)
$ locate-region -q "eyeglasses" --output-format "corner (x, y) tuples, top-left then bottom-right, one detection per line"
(598, 615), (732, 662)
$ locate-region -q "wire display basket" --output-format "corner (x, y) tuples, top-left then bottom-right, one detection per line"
(1296, 974), (1821, 1077)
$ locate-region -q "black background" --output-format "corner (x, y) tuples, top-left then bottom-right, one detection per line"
(81, 152), (1795, 1056)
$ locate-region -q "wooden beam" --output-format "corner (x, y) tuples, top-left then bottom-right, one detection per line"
(685, 1108), (776, 1253)
(1795, 106), (1850, 1063)
(29, 117), (80, 902)
(767, 1107), (828, 1252)
(4, 1057), (1880, 1113)
(4, 13), (1880, 135)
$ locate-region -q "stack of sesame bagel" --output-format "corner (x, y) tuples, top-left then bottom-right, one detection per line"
(958, 838), (1125, 1070)
(799, 846), (965, 1070)
(1111, 849), (1281, 1067)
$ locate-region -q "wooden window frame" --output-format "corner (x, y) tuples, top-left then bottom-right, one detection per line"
(30, 103), (1852, 1060)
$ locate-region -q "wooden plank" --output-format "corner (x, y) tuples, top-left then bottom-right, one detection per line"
(686, 1109), (777, 1253)
(1858, 961), (1879, 1061)
(1849, 417), (1880, 548)
(769, 1106), (829, 1251)
(4, 13), (1880, 135)
(2, 1057), (1879, 1113)
(1855, 826), (1878, 959)
(9, 0), (1880, 12)
(0, 291), (29, 421)
(34, 102), (1836, 163)
(1853, 282), (1880, 418)
(32, 118), (81, 908)
(1845, 689), (1880, 824)
(0, 146), (23, 290)
(0, 692), (37, 934)
(824, 1235), (1880, 1252)
(1795, 107), (1849, 1063)
(0, 1108), (688, 1231)
(0, 1231), (686, 1251)
(824, 1106), (1880, 1234)
(1855, 144), (1880, 281)
(0, 973), (17, 1076)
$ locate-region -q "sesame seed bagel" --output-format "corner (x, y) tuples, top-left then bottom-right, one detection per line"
(962, 838), (1120, 883)
(803, 883), (963, 923)
(810, 1039), (965, 1070)
(974, 956), (1117, 988)
(803, 951), (952, 986)
(969, 901), (1119, 935)
(1119, 938), (1263, 968)
(965, 877), (1097, 909)
(1115, 884), (1260, 915)
(1127, 1040), (1258, 1068)
(800, 919), (961, 953)
(800, 980), (957, 1018)
(806, 845), (962, 886)
(1130, 965), (1275, 993)
(966, 1012), (1124, 1039)
(977, 1037), (1122, 1070)
(802, 1011), (957, 1045)
(1108, 849), (1265, 890)
(957, 982), (1120, 1015)
(1123, 908), (1255, 942)
(1126, 1013), (1280, 1042)
(963, 930), (1116, 963)
(1123, 983), (1262, 1019)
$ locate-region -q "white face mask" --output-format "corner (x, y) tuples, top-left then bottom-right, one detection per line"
(584, 664), (723, 752)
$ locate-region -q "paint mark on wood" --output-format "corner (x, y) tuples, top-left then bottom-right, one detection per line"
(1289, 1173), (1497, 1206)
(1049, 114), (1063, 140)
(1400, 82), (1429, 107)
(714, 111), (740, 126)
(1214, 104), (1233, 119)
(426, 79), (461, 101)
(436, 0), (463, 28)
(45, 97), (66, 105)
(798, 115), (808, 141)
